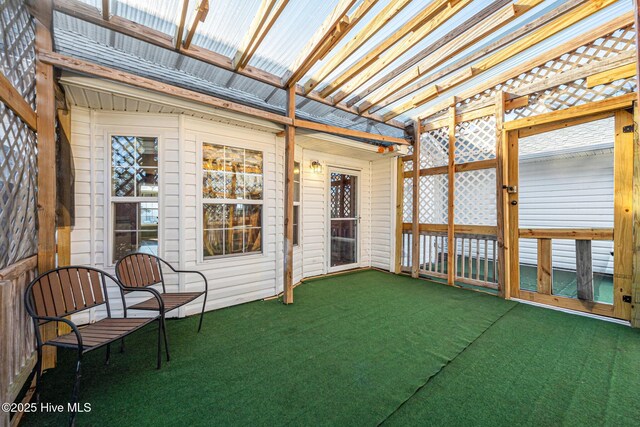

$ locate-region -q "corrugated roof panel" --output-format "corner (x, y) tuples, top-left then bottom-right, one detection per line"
(192, 0), (262, 59)
(113, 0), (187, 35)
(247, 0), (342, 76)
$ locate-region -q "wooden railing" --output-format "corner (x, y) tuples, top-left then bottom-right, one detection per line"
(515, 228), (616, 318)
(0, 255), (37, 425)
(518, 228), (613, 301)
(401, 224), (499, 289)
(454, 233), (498, 290)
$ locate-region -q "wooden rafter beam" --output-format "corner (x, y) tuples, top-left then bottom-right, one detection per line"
(384, 0), (618, 122)
(0, 72), (37, 130)
(317, 0), (454, 99)
(353, 0), (539, 111)
(175, 0), (189, 50)
(303, 0), (413, 94)
(369, 0), (587, 115)
(416, 12), (635, 122)
(294, 118), (409, 145)
(234, 0), (289, 70)
(183, 0), (209, 50)
(39, 50), (291, 124)
(348, 0), (512, 109)
(38, 50), (410, 144)
(285, 0), (375, 87)
(331, 0), (476, 104)
(52, 0), (405, 129)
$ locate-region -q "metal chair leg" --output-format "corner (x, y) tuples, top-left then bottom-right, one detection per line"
(162, 316), (170, 362)
(105, 343), (111, 365)
(35, 346), (43, 403)
(69, 355), (82, 427)
(198, 298), (206, 333)
(156, 318), (162, 369)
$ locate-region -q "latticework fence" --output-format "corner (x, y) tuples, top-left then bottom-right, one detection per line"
(0, 0), (38, 270)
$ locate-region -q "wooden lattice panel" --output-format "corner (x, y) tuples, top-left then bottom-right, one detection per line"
(0, 102), (38, 269)
(0, 0), (36, 108)
(454, 169), (496, 226)
(459, 25), (636, 114)
(420, 127), (449, 169)
(418, 174), (448, 224)
(454, 115), (496, 164)
(507, 77), (636, 120)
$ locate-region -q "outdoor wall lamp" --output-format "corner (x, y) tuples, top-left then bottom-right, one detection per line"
(311, 161), (323, 174)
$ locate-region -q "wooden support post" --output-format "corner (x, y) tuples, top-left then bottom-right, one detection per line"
(575, 240), (593, 301)
(613, 109), (634, 320)
(283, 86), (295, 304)
(506, 130), (520, 299)
(411, 121), (421, 278)
(33, 0), (57, 370)
(447, 105), (456, 285)
(394, 157), (404, 273)
(495, 90), (509, 298)
(632, 100), (640, 327)
(632, 0), (640, 328)
(536, 238), (552, 295)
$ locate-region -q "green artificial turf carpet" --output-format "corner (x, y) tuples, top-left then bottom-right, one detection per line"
(21, 270), (640, 426)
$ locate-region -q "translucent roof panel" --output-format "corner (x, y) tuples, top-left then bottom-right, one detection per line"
(246, 0), (342, 76)
(191, 0), (263, 59)
(75, 0), (196, 36)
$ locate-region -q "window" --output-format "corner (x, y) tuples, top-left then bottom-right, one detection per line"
(202, 143), (263, 258)
(293, 161), (300, 246)
(111, 136), (159, 263)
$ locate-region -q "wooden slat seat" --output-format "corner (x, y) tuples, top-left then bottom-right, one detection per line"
(48, 317), (154, 350)
(129, 292), (204, 312)
(115, 253), (208, 333)
(24, 266), (167, 426)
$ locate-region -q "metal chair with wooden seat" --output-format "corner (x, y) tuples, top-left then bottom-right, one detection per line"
(115, 253), (208, 344)
(24, 266), (165, 426)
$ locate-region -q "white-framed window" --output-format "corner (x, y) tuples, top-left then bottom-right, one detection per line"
(202, 143), (263, 258)
(293, 161), (300, 246)
(110, 135), (159, 264)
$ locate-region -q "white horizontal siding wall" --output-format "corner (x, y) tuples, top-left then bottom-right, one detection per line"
(518, 153), (614, 274)
(68, 99), (397, 322)
(299, 150), (373, 279)
(69, 108), (181, 322)
(181, 117), (281, 315)
(370, 157), (395, 271)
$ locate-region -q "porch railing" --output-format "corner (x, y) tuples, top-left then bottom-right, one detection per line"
(0, 255), (37, 425)
(400, 224), (499, 289)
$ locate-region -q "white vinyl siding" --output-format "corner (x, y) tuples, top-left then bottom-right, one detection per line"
(67, 87), (400, 322)
(518, 115), (614, 278)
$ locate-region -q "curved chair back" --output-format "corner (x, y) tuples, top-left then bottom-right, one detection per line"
(115, 253), (164, 291)
(25, 267), (115, 324)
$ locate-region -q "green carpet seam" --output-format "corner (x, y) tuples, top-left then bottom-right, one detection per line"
(377, 302), (519, 426)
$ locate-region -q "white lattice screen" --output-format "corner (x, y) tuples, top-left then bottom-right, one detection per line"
(402, 176), (413, 223)
(420, 127), (449, 169)
(454, 169), (497, 226)
(419, 174), (448, 224)
(455, 116), (496, 163)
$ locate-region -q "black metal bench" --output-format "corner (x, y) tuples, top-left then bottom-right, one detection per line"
(24, 266), (166, 426)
